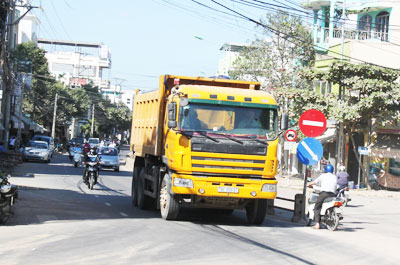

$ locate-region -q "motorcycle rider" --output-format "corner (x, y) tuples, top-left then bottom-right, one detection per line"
(307, 164), (337, 229)
(336, 165), (349, 190)
(82, 147), (99, 184)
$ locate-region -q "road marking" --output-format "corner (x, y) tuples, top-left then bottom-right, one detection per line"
(94, 195), (99, 198)
(120, 212), (128, 217)
(105, 202), (112, 206)
(302, 120), (324, 127)
(301, 141), (318, 161)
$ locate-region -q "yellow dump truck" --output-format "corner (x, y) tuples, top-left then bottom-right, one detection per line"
(130, 75), (284, 224)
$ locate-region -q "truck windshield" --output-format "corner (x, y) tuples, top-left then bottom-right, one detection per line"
(179, 103), (278, 139)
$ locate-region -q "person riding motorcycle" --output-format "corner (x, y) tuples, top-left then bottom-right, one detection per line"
(336, 165), (349, 191)
(82, 147), (99, 184)
(307, 164), (338, 229)
(83, 141), (91, 155)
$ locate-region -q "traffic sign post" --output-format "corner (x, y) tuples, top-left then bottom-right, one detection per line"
(284, 129), (297, 142)
(299, 109), (327, 137)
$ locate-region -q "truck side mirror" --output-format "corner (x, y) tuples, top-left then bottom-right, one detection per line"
(167, 102), (177, 129)
(281, 113), (288, 130)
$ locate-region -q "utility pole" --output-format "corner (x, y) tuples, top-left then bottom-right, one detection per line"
(336, 0), (346, 172)
(51, 93), (58, 139)
(90, 104), (94, 137)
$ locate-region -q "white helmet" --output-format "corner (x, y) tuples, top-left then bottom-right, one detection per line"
(0, 183), (11, 193)
(339, 165), (346, 172)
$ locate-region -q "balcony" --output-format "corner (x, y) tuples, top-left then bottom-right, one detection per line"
(316, 27), (389, 44)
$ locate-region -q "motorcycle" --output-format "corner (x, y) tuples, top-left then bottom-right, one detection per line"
(306, 187), (344, 231)
(83, 155), (99, 190)
(336, 186), (351, 206)
(0, 173), (18, 224)
(70, 146), (82, 168)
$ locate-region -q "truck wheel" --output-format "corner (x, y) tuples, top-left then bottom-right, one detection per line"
(137, 169), (153, 209)
(246, 199), (267, 225)
(131, 167), (141, 206)
(160, 176), (179, 220)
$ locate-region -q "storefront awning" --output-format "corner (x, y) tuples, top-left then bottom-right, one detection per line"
(316, 128), (336, 144)
(10, 115), (25, 129)
(370, 134), (400, 159)
(21, 115), (46, 133)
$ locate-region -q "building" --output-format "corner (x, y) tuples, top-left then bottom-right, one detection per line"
(217, 43), (247, 77)
(37, 39), (111, 90)
(303, 0), (400, 190)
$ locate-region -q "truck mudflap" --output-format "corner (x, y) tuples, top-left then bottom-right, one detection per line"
(171, 173), (277, 199)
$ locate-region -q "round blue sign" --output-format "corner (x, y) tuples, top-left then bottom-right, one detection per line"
(296, 138), (323, 166)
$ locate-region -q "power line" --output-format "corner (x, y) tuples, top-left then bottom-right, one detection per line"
(208, 0), (399, 70)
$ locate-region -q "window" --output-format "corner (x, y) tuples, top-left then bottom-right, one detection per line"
(358, 15), (372, 39)
(376, 11), (390, 41)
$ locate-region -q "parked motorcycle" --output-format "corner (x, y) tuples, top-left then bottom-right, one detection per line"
(336, 186), (351, 206)
(83, 155), (99, 190)
(70, 146), (82, 168)
(0, 173), (18, 224)
(306, 187), (344, 231)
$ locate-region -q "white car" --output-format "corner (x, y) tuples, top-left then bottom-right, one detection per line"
(23, 140), (51, 163)
(88, 138), (100, 148)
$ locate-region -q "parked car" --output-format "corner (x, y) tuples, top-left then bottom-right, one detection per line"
(23, 141), (51, 163)
(32, 135), (55, 158)
(98, 147), (120, 172)
(88, 138), (100, 148)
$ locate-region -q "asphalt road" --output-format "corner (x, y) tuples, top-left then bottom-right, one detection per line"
(2, 147), (400, 265)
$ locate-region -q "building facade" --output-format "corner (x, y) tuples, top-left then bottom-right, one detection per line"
(304, 0), (400, 190)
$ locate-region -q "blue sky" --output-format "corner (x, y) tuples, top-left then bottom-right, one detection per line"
(31, 0), (305, 91)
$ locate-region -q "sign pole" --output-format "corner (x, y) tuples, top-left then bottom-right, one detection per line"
(302, 167), (309, 220)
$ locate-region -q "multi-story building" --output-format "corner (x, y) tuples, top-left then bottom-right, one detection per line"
(303, 0), (400, 190)
(38, 39), (111, 90)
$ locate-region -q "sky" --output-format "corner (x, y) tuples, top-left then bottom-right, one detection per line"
(29, 0), (306, 92)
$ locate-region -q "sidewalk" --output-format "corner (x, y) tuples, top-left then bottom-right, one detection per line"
(276, 173), (400, 199)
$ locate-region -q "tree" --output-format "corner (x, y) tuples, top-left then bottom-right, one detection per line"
(229, 11), (315, 92)
(297, 61), (400, 187)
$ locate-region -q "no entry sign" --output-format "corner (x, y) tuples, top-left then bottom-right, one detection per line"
(299, 109), (327, 137)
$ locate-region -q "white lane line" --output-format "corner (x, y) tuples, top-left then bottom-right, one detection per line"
(120, 212), (128, 217)
(301, 141), (318, 161)
(302, 120), (324, 127)
(94, 195), (99, 198)
(105, 202), (112, 206)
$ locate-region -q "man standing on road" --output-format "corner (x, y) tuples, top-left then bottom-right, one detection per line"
(307, 164), (337, 229)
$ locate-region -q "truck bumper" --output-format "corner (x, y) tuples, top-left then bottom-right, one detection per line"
(171, 173), (277, 199)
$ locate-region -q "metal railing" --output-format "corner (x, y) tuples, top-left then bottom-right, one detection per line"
(317, 27), (389, 43)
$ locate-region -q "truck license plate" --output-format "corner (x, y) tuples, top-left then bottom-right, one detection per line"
(217, 186), (239, 193)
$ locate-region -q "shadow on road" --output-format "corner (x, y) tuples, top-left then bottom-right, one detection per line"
(5, 186), (161, 226)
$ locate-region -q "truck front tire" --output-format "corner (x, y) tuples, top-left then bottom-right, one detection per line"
(246, 199), (267, 225)
(160, 176), (179, 220)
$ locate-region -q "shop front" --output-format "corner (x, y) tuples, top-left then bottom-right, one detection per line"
(369, 133), (400, 190)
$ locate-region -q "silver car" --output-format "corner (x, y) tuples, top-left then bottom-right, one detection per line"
(98, 147), (120, 172)
(23, 140), (51, 163)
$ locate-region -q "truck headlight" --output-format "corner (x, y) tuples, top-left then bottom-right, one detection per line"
(173, 178), (193, 188)
(262, 184), (277, 192)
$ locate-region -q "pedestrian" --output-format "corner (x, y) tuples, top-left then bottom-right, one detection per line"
(307, 164), (337, 229)
(0, 141), (6, 157)
(9, 136), (16, 151)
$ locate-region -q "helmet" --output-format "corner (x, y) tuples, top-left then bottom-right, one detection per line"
(325, 164), (334, 173)
(339, 165), (346, 172)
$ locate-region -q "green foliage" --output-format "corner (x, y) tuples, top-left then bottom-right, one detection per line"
(229, 11), (315, 91)
(297, 62), (400, 127)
